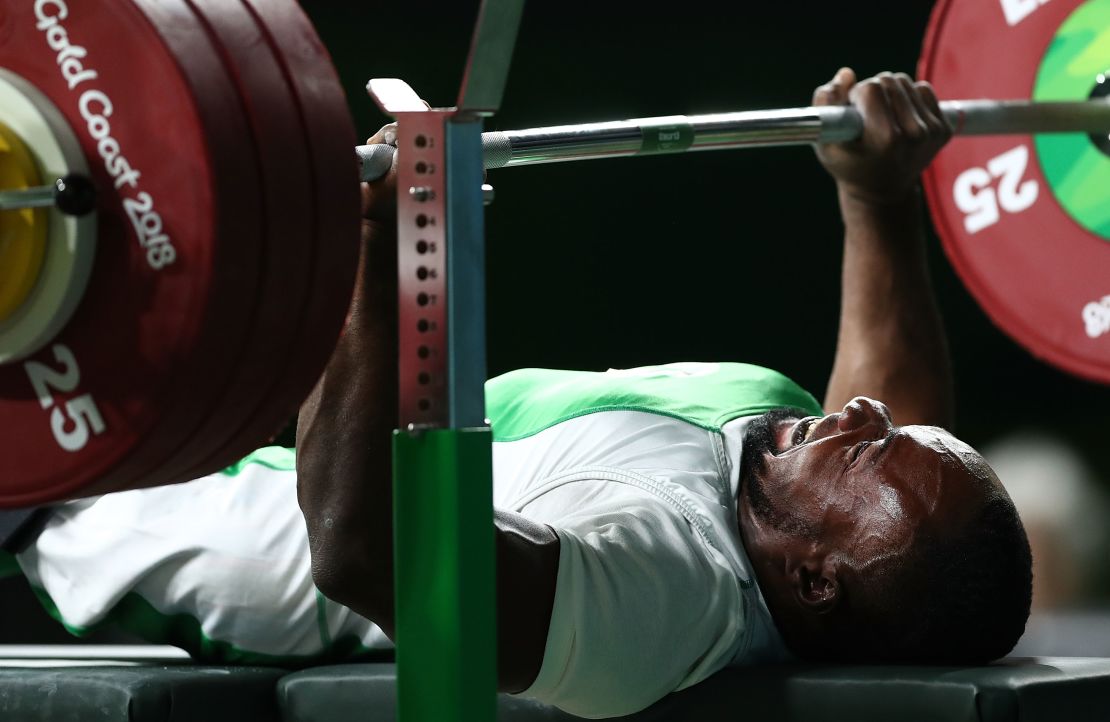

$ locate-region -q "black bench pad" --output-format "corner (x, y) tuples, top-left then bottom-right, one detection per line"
(0, 666), (285, 722)
(277, 657), (1110, 722)
(2, 656), (1107, 721)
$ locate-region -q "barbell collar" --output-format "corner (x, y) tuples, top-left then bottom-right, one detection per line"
(356, 99), (1110, 182)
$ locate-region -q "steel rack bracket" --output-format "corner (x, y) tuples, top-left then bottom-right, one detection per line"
(368, 2), (524, 721)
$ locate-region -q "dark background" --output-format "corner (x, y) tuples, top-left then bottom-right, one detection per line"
(3, 0), (1107, 644)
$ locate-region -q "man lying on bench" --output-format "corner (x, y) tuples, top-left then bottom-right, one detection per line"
(5, 68), (1032, 719)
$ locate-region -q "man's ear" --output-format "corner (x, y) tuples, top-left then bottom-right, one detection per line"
(790, 557), (841, 614)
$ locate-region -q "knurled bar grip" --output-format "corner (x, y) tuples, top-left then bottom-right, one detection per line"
(356, 99), (1110, 182)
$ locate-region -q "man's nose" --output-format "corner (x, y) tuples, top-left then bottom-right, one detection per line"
(837, 397), (893, 433)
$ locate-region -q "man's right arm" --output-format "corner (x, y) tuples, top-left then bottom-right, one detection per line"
(815, 69), (955, 428)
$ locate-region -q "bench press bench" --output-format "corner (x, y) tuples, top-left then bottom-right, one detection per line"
(2, 650), (1108, 721)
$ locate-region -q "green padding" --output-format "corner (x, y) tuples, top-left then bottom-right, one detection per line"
(0, 666), (284, 722)
(277, 658), (1110, 722)
(393, 429), (496, 722)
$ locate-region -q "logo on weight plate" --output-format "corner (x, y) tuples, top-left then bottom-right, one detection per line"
(34, 0), (178, 270)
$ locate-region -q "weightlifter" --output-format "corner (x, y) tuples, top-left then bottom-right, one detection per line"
(5, 69), (1032, 719)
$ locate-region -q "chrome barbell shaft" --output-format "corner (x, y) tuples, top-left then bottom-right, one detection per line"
(0, 184), (57, 211)
(356, 99), (1110, 182)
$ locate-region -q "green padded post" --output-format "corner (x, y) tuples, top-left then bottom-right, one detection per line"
(393, 427), (496, 722)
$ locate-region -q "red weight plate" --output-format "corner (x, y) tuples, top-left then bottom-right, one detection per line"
(243, 0), (360, 419)
(187, 0), (360, 475)
(148, 0), (316, 486)
(920, 0), (1110, 384)
(0, 0), (260, 506)
(81, 0), (267, 499)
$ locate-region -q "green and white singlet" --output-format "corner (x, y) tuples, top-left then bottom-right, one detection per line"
(9, 362), (821, 718)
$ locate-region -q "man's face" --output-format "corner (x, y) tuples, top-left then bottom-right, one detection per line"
(738, 397), (992, 568)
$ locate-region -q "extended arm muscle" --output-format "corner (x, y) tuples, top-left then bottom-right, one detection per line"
(813, 70), (955, 428)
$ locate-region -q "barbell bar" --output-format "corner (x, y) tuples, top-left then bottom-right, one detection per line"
(10, 99), (1109, 212)
(355, 99), (1110, 182)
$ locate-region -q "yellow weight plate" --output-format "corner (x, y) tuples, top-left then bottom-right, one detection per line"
(0, 69), (96, 367)
(0, 122), (47, 324)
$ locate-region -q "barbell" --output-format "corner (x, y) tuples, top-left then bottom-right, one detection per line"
(0, 0), (1106, 507)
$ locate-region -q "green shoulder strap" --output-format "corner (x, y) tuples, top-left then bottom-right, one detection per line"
(486, 362), (822, 442)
